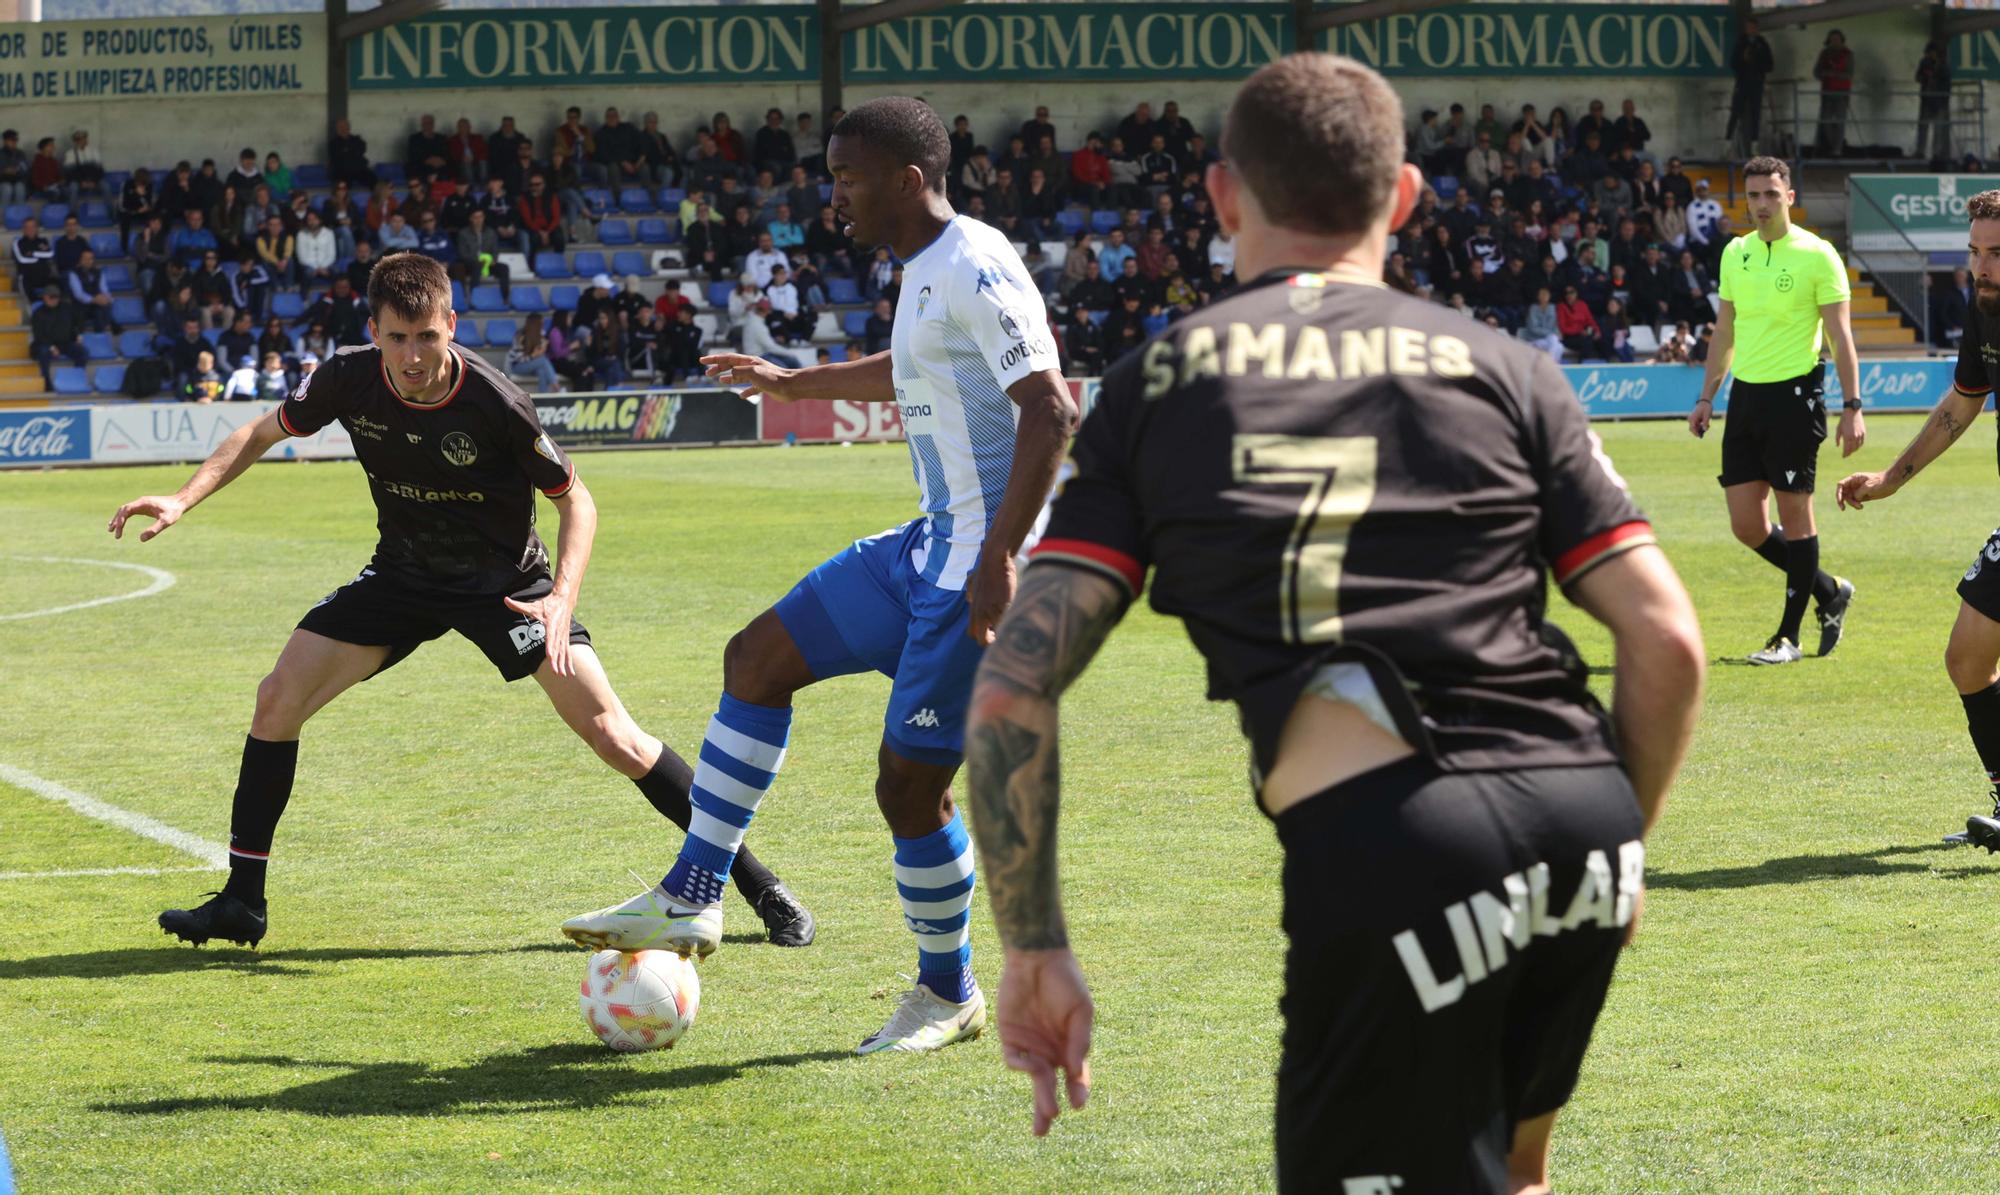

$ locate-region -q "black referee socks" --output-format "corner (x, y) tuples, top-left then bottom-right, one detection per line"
(1776, 536), (1820, 645)
(221, 735), (298, 906)
(1756, 529), (1837, 606)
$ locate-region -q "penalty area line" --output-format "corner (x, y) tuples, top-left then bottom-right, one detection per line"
(0, 557), (176, 622)
(0, 762), (226, 869)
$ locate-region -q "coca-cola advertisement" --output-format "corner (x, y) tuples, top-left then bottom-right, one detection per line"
(0, 410), (90, 467)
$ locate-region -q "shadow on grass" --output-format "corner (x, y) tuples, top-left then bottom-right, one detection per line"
(1648, 842), (1986, 891)
(92, 1044), (855, 1116)
(0, 941), (576, 981)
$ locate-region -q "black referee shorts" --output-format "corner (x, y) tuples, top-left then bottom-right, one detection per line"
(1718, 362), (1827, 493)
(1272, 757), (1644, 1194)
(297, 566), (592, 682)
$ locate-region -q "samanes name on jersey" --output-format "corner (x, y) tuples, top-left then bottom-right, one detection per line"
(1138, 323), (1476, 399)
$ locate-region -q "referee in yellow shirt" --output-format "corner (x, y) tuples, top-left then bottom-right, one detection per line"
(1688, 155), (1863, 664)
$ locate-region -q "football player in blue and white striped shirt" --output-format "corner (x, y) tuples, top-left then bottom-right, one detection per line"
(563, 97), (1077, 1054)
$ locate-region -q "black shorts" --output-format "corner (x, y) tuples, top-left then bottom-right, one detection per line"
(1272, 757), (1644, 1194)
(296, 566), (591, 682)
(1958, 528), (2000, 624)
(1718, 363), (1827, 493)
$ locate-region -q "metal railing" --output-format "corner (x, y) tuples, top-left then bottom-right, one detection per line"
(1736, 79), (1989, 171)
(1845, 177), (1931, 349)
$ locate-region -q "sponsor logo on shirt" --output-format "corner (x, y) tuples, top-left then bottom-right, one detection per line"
(999, 338), (1053, 371)
(440, 430), (478, 467)
(532, 433), (561, 463)
(974, 265), (1014, 295)
(366, 470), (485, 503)
(998, 306), (1026, 339)
(347, 414), (388, 441)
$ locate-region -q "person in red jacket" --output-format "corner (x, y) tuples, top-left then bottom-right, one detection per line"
(1813, 29), (1854, 156)
(1069, 131), (1111, 208)
(517, 171), (565, 253)
(711, 112), (748, 166)
(447, 117), (488, 185)
(1556, 283), (1606, 360)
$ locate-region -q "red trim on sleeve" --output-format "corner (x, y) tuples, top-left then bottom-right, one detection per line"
(275, 404), (304, 438)
(1554, 521), (1656, 586)
(541, 461), (576, 498)
(1955, 382), (1992, 399)
(1029, 537), (1143, 595)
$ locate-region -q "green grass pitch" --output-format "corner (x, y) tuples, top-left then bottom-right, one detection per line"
(4, 418), (2000, 1192)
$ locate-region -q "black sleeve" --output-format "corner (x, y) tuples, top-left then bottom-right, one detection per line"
(1956, 310), (1992, 397)
(505, 388), (576, 496)
(1525, 351), (1656, 587)
(1028, 366), (1147, 598)
(275, 351), (352, 437)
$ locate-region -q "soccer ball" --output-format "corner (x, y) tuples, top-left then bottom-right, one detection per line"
(579, 949), (700, 1052)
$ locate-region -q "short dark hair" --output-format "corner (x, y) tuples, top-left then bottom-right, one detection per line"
(1221, 53), (1404, 236)
(368, 251), (452, 324)
(1968, 190), (2000, 223)
(1743, 155), (1791, 186)
(833, 97), (951, 194)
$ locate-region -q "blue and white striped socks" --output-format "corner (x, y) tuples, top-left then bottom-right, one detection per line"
(662, 694), (791, 906)
(894, 812), (977, 1003)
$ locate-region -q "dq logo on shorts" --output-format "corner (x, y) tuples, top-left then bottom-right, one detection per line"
(441, 431), (478, 467)
(507, 621), (546, 654)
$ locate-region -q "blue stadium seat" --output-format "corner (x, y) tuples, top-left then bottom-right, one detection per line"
(78, 201), (113, 228)
(619, 187), (656, 213)
(599, 220), (634, 245)
(510, 285), (545, 312)
(40, 203), (69, 225)
(53, 366), (92, 395)
(272, 292), (306, 320)
(818, 183), (832, 201)
(293, 163), (329, 189)
(450, 280), (467, 310)
(202, 327), (223, 346)
(112, 297), (145, 326)
(470, 284), (507, 312)
(611, 250), (649, 277)
(572, 251), (608, 279)
(1090, 210), (1120, 233)
(102, 171), (130, 193)
(1432, 175), (1459, 201)
(484, 317), (516, 347)
(1086, 309), (1108, 326)
(90, 232), (125, 260)
(117, 329), (153, 358)
(221, 260), (241, 278)
(454, 320), (481, 345)
(637, 218), (673, 245)
(1143, 312), (1170, 337)
(94, 363), (126, 393)
(551, 284), (580, 310)
(3, 204), (29, 230)
(707, 280), (734, 307)
(843, 310), (870, 337)
(660, 187), (687, 206)
(533, 252), (572, 279)
(825, 344), (848, 363)
(103, 264), (134, 292)
(376, 162), (406, 183)
(826, 277), (861, 305)
(81, 332), (115, 360)
(1055, 210), (1086, 236)
(584, 187), (614, 213)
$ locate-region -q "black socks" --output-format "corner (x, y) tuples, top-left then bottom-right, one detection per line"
(221, 735), (298, 906)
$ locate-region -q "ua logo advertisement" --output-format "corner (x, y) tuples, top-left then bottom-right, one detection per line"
(440, 430), (478, 467)
(507, 621), (547, 655)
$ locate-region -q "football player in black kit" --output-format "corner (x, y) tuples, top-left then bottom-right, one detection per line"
(962, 55), (1706, 1193)
(109, 251), (815, 950)
(1838, 189), (2000, 849)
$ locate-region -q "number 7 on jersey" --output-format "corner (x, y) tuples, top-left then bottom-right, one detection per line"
(1232, 435), (1380, 644)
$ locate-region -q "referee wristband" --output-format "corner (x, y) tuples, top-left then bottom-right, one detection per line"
(1842, 399), (1863, 411)
(1694, 397), (1713, 406)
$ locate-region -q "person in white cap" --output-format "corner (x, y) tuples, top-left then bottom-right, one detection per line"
(576, 273), (616, 327)
(222, 354), (260, 401)
(1687, 177), (1726, 270)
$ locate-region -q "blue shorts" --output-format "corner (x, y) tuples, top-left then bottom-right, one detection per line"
(774, 520), (984, 767)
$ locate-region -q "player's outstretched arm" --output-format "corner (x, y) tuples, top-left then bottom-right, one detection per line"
(1689, 300), (1735, 438)
(967, 370), (1080, 644)
(505, 478), (595, 678)
(1836, 384), (1985, 509)
(1820, 299), (1866, 457)
(699, 350), (897, 404)
(1565, 545), (1704, 835)
(966, 562), (1128, 1136)
(108, 407), (291, 542)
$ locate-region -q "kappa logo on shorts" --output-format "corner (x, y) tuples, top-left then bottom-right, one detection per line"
(903, 708), (941, 729)
(507, 621), (547, 655)
(440, 430), (478, 467)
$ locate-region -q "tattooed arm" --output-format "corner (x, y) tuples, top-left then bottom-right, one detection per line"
(1835, 385), (1986, 510)
(966, 562), (1130, 1136)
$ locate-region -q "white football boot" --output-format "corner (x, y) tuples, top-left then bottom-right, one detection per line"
(855, 982), (987, 1054)
(561, 884), (722, 959)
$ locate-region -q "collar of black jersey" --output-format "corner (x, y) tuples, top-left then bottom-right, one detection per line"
(377, 344), (466, 410)
(1249, 265), (1388, 290)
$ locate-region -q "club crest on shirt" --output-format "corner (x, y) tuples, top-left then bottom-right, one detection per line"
(998, 306), (1026, 339)
(1775, 271), (1794, 292)
(915, 285), (932, 319)
(441, 430), (477, 466)
(532, 433), (561, 463)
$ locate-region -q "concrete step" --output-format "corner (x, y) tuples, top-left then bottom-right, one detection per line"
(0, 374), (48, 395)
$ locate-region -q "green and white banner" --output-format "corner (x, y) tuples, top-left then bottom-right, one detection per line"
(1850, 174), (2000, 252)
(0, 14), (323, 103)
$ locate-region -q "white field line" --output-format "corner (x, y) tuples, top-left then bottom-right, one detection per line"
(0, 763), (226, 869)
(0, 866), (212, 881)
(0, 557), (176, 622)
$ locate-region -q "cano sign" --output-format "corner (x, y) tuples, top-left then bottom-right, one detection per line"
(1563, 359), (1952, 420)
(1850, 174), (2000, 253)
(0, 15), (322, 103)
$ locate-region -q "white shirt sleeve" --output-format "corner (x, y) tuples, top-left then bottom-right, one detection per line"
(950, 250), (1060, 389)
